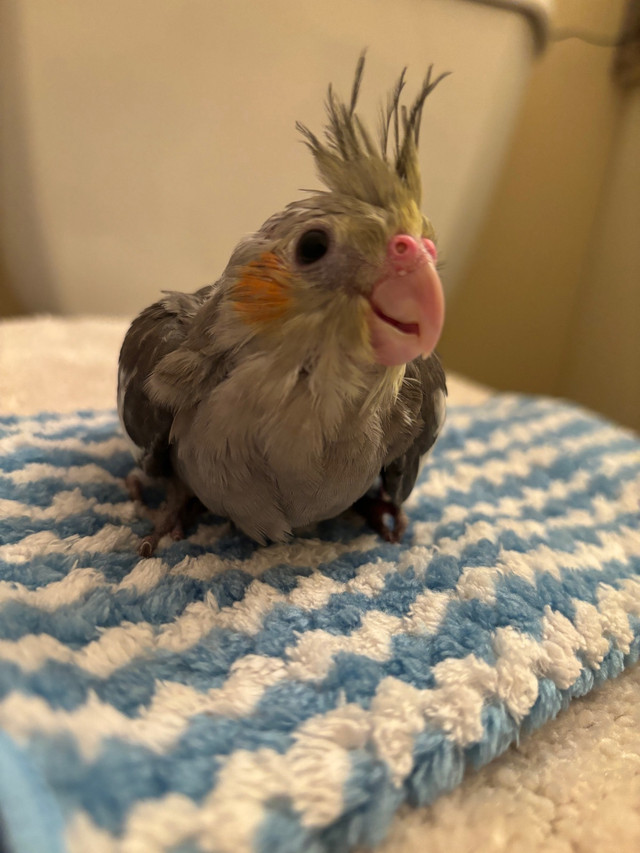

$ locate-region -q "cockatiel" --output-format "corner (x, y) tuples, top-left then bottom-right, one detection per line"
(118, 54), (449, 556)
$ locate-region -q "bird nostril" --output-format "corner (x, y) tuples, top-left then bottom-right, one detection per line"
(391, 235), (418, 258)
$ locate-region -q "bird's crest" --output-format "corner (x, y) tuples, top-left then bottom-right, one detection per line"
(296, 52), (450, 211)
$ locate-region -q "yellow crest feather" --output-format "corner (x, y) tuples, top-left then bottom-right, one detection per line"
(296, 52), (450, 211)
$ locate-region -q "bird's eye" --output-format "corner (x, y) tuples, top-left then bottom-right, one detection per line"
(295, 229), (330, 265)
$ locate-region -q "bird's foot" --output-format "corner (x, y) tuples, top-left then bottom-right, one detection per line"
(138, 512), (184, 558)
(125, 473), (202, 557)
(354, 494), (408, 543)
(138, 493), (206, 557)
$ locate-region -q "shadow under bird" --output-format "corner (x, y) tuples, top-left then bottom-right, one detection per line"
(118, 53), (449, 556)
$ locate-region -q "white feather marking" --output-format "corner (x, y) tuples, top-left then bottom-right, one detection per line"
(433, 387), (447, 436)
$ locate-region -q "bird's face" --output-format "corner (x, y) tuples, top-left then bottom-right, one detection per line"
(226, 194), (444, 368)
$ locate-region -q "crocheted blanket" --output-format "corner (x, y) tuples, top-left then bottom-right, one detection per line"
(0, 395), (639, 853)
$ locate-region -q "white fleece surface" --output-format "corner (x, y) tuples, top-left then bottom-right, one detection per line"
(0, 315), (639, 852)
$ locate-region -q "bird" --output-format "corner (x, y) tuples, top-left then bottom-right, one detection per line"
(118, 53), (449, 557)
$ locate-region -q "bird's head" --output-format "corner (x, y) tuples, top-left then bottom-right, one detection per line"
(220, 54), (448, 371)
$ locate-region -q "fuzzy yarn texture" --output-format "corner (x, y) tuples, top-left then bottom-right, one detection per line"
(1, 317), (640, 853)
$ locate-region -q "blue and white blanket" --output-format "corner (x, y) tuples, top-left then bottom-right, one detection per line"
(0, 395), (639, 853)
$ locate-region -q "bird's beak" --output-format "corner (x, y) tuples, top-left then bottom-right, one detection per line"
(367, 234), (445, 366)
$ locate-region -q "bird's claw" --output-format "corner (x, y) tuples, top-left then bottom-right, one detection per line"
(137, 515), (184, 558)
(138, 536), (156, 559)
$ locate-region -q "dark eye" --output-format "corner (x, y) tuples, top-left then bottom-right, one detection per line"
(295, 229), (330, 265)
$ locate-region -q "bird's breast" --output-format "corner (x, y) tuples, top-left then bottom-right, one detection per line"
(171, 362), (390, 534)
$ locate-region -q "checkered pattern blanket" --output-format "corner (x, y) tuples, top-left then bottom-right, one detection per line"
(0, 394), (638, 853)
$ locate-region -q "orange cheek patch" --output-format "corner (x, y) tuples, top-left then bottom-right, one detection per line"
(232, 252), (292, 327)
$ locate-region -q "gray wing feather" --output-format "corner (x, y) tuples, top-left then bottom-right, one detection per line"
(117, 287), (212, 476)
(381, 353), (447, 505)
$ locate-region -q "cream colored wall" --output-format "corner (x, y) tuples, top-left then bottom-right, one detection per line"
(440, 0), (636, 424)
(560, 86), (640, 431)
(2, 0), (636, 431)
(0, 0), (537, 317)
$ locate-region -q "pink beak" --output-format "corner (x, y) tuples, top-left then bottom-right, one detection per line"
(368, 234), (445, 367)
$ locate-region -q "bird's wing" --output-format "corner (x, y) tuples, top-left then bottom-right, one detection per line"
(381, 353), (447, 505)
(117, 287), (215, 476)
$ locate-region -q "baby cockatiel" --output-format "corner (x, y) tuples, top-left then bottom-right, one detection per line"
(118, 54), (448, 556)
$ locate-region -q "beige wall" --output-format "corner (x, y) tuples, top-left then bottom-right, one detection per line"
(0, 0), (537, 317)
(2, 0), (637, 431)
(440, 0), (639, 429)
(560, 86), (640, 431)
(0, 264), (23, 316)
